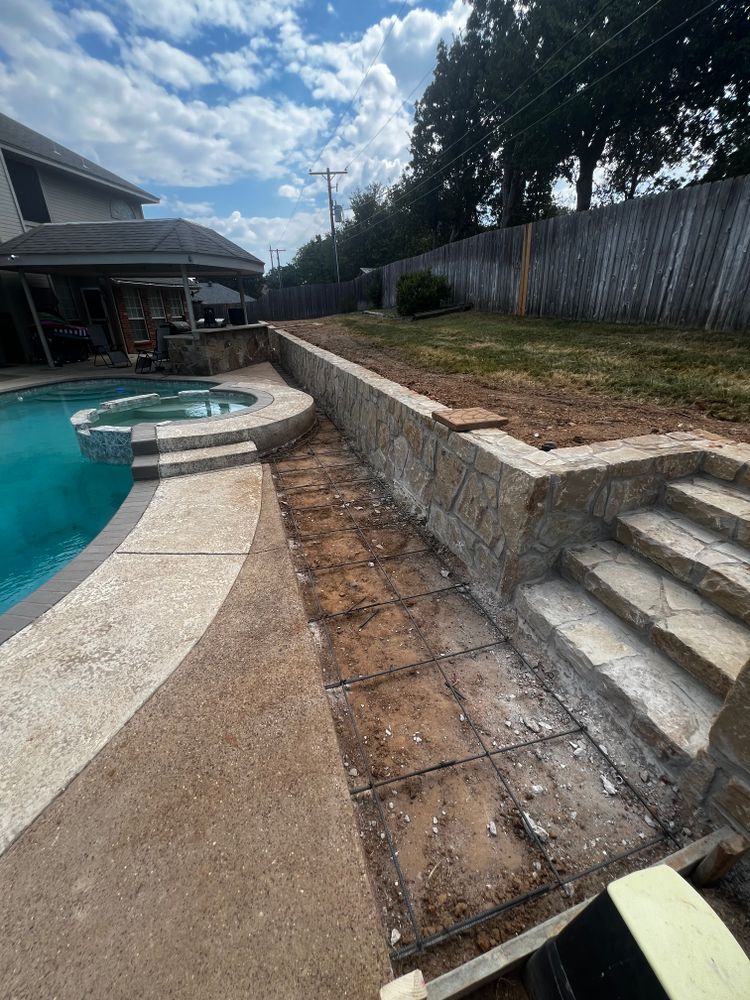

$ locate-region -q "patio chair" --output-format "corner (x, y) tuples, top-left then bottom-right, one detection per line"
(135, 324), (170, 373)
(89, 324), (131, 367)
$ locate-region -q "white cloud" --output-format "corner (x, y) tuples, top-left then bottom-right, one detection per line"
(70, 9), (118, 41)
(0, 0), (329, 188)
(125, 38), (213, 89)
(211, 47), (267, 93)
(116, 0), (302, 41)
(0, 0), (469, 256)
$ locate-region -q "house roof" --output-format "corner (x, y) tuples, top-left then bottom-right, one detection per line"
(194, 281), (249, 305)
(0, 112), (159, 204)
(0, 219), (265, 276)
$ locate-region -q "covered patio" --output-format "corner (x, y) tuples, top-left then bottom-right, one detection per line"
(0, 218), (264, 368)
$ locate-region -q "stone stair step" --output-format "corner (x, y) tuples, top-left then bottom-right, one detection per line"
(665, 476), (750, 547)
(562, 540), (750, 698)
(617, 508), (750, 627)
(158, 440), (258, 478)
(517, 578), (721, 767)
(157, 424), (256, 454)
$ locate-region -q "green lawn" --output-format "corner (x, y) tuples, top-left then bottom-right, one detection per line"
(338, 312), (750, 422)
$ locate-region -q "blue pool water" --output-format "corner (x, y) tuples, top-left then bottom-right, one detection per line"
(0, 378), (214, 615)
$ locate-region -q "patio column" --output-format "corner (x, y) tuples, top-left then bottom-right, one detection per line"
(238, 272), (248, 324)
(181, 264), (196, 329)
(19, 272), (55, 369)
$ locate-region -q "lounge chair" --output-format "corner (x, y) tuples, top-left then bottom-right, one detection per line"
(135, 324), (170, 373)
(89, 324), (131, 367)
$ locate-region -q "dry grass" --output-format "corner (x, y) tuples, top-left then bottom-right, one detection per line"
(338, 312), (750, 422)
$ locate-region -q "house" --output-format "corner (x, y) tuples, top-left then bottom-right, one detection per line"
(194, 280), (255, 325)
(0, 113), (263, 364)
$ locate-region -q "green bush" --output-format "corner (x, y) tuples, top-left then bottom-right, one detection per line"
(396, 269), (452, 316)
(366, 269), (383, 308)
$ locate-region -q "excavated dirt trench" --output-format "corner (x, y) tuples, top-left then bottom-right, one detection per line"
(270, 414), (713, 981)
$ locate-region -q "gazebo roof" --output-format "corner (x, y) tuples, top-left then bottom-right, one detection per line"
(0, 218), (264, 276)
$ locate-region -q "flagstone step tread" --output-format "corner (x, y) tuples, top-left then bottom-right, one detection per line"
(517, 578), (721, 766)
(562, 540), (749, 698)
(158, 440), (259, 478)
(617, 508), (750, 627)
(665, 477), (750, 547)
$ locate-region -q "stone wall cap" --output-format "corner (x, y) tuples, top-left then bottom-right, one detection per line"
(433, 407), (510, 432)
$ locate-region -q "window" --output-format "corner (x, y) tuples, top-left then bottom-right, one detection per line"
(164, 289), (185, 319)
(6, 158), (50, 223)
(145, 288), (166, 321)
(122, 286), (148, 341)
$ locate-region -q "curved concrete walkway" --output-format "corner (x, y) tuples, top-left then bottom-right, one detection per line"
(0, 464), (263, 854)
(0, 465), (390, 998)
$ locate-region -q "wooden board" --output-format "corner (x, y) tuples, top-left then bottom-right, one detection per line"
(423, 827), (737, 1000)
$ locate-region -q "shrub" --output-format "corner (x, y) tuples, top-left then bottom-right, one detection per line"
(338, 291), (357, 313)
(366, 269), (383, 308)
(396, 269), (452, 316)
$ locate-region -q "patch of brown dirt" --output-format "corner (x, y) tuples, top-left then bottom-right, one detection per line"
(282, 319), (750, 447)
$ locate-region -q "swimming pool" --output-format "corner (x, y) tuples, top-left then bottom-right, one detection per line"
(0, 378), (214, 615)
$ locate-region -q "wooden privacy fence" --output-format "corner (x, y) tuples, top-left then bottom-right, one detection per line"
(247, 174), (750, 331)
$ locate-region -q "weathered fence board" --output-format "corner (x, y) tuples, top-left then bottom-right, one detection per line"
(246, 175), (750, 331)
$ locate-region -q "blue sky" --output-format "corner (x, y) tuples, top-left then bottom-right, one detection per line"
(0, 0), (469, 267)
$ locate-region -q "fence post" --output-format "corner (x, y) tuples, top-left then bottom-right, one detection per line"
(517, 222), (533, 317)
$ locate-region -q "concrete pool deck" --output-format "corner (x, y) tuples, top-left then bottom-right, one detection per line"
(0, 463), (263, 853)
(0, 463), (391, 997)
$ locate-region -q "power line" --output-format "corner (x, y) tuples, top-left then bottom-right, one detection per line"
(268, 246), (286, 287)
(337, 0), (721, 249)
(343, 64), (435, 171)
(300, 0), (621, 247)
(337, 0), (670, 245)
(284, 0), (607, 246)
(278, 1), (408, 243)
(311, 0), (409, 170)
(377, 0), (621, 186)
(309, 167), (348, 282)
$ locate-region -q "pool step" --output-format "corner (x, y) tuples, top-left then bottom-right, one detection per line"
(159, 440), (259, 478)
(562, 540), (750, 698)
(516, 578), (720, 768)
(156, 424), (256, 454)
(133, 440), (258, 479)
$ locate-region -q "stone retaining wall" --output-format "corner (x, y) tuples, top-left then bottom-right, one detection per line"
(270, 325), (750, 834)
(273, 327), (722, 598)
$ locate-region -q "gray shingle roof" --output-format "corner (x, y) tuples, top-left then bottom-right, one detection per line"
(194, 281), (245, 305)
(0, 219), (264, 266)
(0, 112), (158, 203)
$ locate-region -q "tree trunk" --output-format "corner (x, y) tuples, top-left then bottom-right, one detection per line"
(501, 161), (523, 227)
(575, 134), (607, 211)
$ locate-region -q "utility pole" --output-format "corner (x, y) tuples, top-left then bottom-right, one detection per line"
(269, 246), (285, 288)
(309, 166), (347, 283)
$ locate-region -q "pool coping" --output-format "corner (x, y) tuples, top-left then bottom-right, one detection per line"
(0, 479), (159, 645)
(0, 366), (303, 644)
(0, 375), (212, 643)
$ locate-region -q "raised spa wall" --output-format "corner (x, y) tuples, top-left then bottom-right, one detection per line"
(73, 390), (224, 464)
